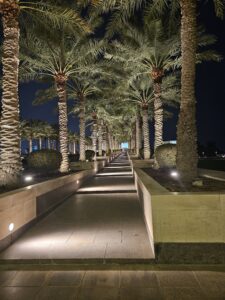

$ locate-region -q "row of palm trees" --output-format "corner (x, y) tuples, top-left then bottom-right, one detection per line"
(0, 0), (224, 186)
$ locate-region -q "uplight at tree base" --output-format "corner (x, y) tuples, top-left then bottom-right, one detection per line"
(24, 175), (33, 182)
(8, 223), (14, 232)
(171, 171), (179, 178)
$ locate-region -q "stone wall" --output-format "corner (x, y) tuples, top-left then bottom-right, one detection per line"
(0, 161), (105, 251)
(133, 167), (225, 263)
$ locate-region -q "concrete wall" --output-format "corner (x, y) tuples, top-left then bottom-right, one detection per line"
(199, 168), (225, 182)
(0, 160), (105, 250)
(134, 168), (225, 243)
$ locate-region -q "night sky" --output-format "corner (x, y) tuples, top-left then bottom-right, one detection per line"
(18, 3), (225, 151)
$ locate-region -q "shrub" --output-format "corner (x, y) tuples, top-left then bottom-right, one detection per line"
(69, 153), (79, 162)
(85, 150), (95, 161)
(27, 149), (62, 171)
(155, 143), (177, 168)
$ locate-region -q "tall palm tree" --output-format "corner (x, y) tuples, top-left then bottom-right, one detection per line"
(177, 0), (223, 182)
(42, 123), (56, 150)
(20, 27), (102, 171)
(68, 131), (79, 154)
(145, 0), (224, 182)
(97, 119), (104, 156)
(125, 77), (154, 159)
(68, 78), (101, 161)
(135, 106), (142, 157)
(104, 20), (181, 153)
(0, 0), (90, 185)
(21, 120), (43, 153)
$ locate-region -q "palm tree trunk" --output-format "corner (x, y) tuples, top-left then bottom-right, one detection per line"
(56, 76), (69, 173)
(98, 122), (103, 156)
(177, 0), (198, 182)
(108, 129), (112, 153)
(79, 95), (86, 161)
(153, 82), (163, 151)
(142, 106), (151, 159)
(0, 2), (22, 186)
(92, 121), (97, 161)
(136, 112), (141, 156)
(139, 118), (143, 149)
(39, 137), (42, 150)
(105, 127), (109, 154)
(102, 127), (107, 152)
(47, 137), (50, 149)
(29, 139), (32, 153)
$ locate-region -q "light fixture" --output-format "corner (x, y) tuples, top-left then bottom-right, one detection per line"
(77, 180), (79, 184)
(171, 171), (179, 178)
(24, 175), (33, 182)
(8, 223), (14, 232)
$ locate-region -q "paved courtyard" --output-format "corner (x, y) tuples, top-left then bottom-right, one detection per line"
(1, 154), (224, 299)
(0, 153), (154, 261)
(0, 269), (225, 299)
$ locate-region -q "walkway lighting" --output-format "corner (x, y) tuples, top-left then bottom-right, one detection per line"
(24, 175), (33, 182)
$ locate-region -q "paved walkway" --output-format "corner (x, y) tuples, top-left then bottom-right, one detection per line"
(0, 152), (153, 261)
(0, 269), (225, 299)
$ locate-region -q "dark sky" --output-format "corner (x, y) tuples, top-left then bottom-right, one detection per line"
(18, 3), (225, 151)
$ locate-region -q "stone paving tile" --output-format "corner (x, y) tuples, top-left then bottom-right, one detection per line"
(78, 287), (119, 300)
(0, 271), (17, 286)
(0, 153), (153, 260)
(194, 271), (225, 299)
(105, 241), (153, 259)
(120, 271), (158, 288)
(94, 230), (123, 243)
(0, 287), (40, 300)
(0, 269), (224, 300)
(119, 287), (163, 300)
(161, 287), (208, 300)
(36, 286), (78, 300)
(82, 271), (120, 288)
(7, 271), (47, 287)
(156, 271), (199, 288)
(47, 271), (84, 286)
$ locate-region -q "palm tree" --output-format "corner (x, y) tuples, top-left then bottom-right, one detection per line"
(68, 78), (101, 161)
(68, 131), (79, 154)
(104, 20), (181, 153)
(42, 123), (56, 150)
(177, 0), (224, 182)
(135, 107), (142, 157)
(145, 0), (224, 182)
(97, 119), (104, 156)
(125, 77), (154, 159)
(21, 120), (43, 153)
(0, 0), (90, 185)
(20, 26), (102, 171)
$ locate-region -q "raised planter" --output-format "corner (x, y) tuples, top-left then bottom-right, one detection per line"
(199, 168), (225, 182)
(0, 160), (105, 252)
(133, 166), (225, 264)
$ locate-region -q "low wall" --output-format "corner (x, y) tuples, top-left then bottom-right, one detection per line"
(0, 160), (105, 251)
(199, 168), (225, 182)
(134, 167), (225, 263)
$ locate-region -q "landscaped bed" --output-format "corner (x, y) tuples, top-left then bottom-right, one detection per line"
(0, 169), (80, 195)
(143, 167), (225, 192)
